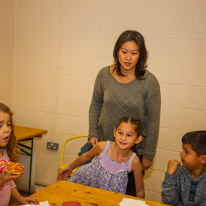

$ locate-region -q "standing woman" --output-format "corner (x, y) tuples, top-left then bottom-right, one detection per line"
(88, 30), (161, 195)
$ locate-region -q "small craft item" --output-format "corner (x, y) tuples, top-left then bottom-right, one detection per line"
(0, 160), (6, 173)
(62, 201), (82, 206)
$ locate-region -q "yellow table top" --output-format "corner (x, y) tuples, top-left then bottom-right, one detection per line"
(30, 181), (169, 206)
(14, 125), (47, 141)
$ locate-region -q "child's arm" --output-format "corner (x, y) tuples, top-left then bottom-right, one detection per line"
(11, 187), (39, 205)
(0, 170), (38, 204)
(132, 156), (145, 198)
(161, 160), (181, 205)
(57, 141), (106, 180)
(0, 169), (22, 186)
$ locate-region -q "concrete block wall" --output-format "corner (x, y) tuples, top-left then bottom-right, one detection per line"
(1, 0), (206, 202)
(0, 0), (15, 107)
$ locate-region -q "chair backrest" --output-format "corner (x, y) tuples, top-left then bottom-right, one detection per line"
(58, 135), (88, 177)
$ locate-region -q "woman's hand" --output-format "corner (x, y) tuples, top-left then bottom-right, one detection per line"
(142, 158), (153, 171)
(88, 137), (98, 146)
(57, 166), (72, 181)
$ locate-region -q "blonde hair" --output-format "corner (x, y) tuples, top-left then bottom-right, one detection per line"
(0, 103), (18, 162)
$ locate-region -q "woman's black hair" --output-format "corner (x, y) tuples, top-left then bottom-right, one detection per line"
(113, 30), (148, 79)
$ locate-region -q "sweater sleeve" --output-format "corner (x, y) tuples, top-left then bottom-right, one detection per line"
(88, 68), (105, 139)
(142, 73), (161, 159)
(161, 172), (180, 205)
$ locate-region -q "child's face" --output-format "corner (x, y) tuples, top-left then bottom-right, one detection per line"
(114, 122), (141, 150)
(180, 143), (202, 170)
(0, 111), (12, 147)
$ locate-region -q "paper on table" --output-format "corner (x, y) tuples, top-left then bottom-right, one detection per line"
(119, 198), (149, 206)
(19, 201), (50, 206)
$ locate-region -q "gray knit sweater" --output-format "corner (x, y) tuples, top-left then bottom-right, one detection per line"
(89, 66), (161, 160)
(162, 166), (206, 205)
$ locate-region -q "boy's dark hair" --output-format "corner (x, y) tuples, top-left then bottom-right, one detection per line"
(182, 131), (206, 156)
(113, 30), (148, 79)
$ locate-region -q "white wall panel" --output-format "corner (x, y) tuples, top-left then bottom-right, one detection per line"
(8, 0), (206, 202)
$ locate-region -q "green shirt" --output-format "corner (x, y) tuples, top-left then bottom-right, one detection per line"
(89, 66), (161, 160)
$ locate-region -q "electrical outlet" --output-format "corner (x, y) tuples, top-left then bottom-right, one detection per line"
(47, 142), (59, 150)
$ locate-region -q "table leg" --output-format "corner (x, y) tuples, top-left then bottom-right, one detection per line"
(29, 138), (33, 194)
(17, 137), (34, 194)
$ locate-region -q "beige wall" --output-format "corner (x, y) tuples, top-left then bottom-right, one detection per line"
(0, 0), (15, 106)
(1, 0), (206, 202)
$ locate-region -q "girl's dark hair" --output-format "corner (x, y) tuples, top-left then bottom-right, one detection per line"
(0, 103), (18, 162)
(116, 116), (143, 154)
(113, 30), (148, 79)
(182, 131), (206, 156)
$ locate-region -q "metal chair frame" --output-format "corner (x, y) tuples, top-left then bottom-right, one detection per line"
(58, 135), (88, 177)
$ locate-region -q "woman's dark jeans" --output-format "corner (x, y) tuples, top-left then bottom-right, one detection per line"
(126, 155), (145, 196)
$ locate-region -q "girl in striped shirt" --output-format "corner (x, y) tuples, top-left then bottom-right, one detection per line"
(58, 117), (144, 198)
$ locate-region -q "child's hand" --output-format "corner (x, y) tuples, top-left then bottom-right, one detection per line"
(57, 167), (72, 181)
(0, 169), (22, 185)
(18, 196), (39, 205)
(167, 160), (181, 174)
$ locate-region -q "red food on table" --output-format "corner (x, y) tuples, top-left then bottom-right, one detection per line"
(62, 201), (81, 206)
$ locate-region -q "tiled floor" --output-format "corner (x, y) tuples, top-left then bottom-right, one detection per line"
(35, 184), (45, 192)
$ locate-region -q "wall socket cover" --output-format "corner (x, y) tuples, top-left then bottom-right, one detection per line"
(47, 142), (59, 150)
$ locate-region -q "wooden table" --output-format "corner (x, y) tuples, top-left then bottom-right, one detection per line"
(14, 126), (47, 194)
(15, 126), (47, 141)
(30, 181), (169, 206)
